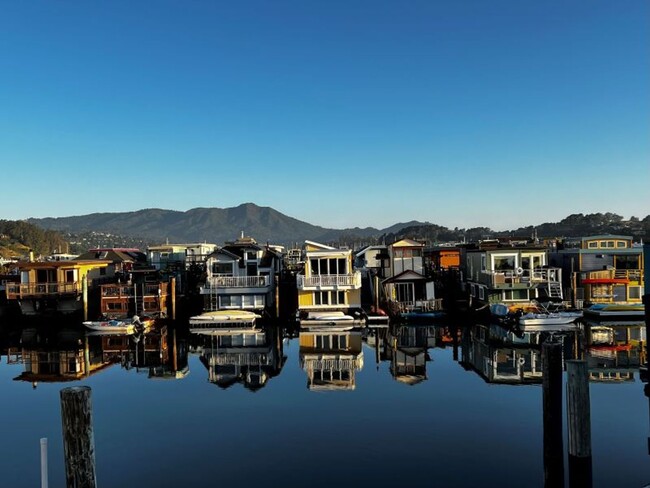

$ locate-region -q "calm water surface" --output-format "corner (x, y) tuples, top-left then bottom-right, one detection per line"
(0, 320), (648, 488)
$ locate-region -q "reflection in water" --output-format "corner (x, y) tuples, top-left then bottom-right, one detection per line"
(192, 326), (285, 391)
(10, 324), (189, 385)
(13, 328), (112, 385)
(584, 321), (646, 383)
(299, 328), (363, 390)
(385, 324), (435, 385)
(461, 323), (580, 384)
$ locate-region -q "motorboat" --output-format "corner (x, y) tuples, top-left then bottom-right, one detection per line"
(189, 310), (261, 330)
(83, 315), (153, 333)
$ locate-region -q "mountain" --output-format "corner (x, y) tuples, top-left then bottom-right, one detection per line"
(28, 203), (422, 248)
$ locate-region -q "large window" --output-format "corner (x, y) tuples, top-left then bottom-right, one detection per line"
(493, 255), (516, 271)
(314, 291), (346, 305)
(212, 262), (233, 275)
(310, 258), (347, 275)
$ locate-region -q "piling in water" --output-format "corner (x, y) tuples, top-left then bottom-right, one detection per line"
(60, 386), (97, 488)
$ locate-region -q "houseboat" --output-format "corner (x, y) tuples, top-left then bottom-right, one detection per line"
(296, 241), (364, 328)
(5, 258), (112, 317)
(460, 241), (563, 313)
(199, 235), (283, 318)
(549, 235), (644, 305)
(382, 239), (442, 321)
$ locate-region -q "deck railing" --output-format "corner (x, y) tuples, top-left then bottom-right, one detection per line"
(484, 267), (562, 287)
(205, 275), (269, 288)
(6, 282), (82, 298)
(297, 272), (361, 289)
(397, 298), (444, 312)
(614, 269), (642, 281)
(101, 283), (168, 297)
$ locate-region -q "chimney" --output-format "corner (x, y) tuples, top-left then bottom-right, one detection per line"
(28, 250), (34, 262)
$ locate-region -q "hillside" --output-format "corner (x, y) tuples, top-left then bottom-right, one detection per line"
(29, 203), (420, 248)
(0, 220), (69, 258)
(26, 207), (650, 252)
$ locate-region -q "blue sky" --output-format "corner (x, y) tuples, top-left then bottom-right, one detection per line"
(0, 1), (648, 231)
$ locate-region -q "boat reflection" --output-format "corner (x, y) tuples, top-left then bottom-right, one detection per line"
(299, 327), (363, 390)
(192, 326), (285, 391)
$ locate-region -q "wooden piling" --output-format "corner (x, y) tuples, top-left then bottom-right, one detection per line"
(542, 341), (564, 487)
(170, 277), (176, 320)
(60, 386), (97, 488)
(566, 360), (592, 488)
(82, 276), (88, 322)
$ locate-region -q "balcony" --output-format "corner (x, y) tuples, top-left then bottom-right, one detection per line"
(6, 282), (82, 299)
(481, 267), (562, 288)
(297, 272), (362, 290)
(204, 276), (270, 289)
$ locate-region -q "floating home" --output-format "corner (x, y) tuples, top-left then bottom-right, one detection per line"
(382, 239), (440, 314)
(460, 242), (563, 308)
(6, 258), (112, 317)
(296, 241), (363, 325)
(75, 248), (171, 319)
(200, 235), (283, 317)
(549, 235), (644, 305)
(385, 324), (435, 385)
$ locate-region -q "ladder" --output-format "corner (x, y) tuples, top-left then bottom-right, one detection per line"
(548, 281), (563, 300)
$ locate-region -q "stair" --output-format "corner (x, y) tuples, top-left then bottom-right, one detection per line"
(548, 282), (563, 300)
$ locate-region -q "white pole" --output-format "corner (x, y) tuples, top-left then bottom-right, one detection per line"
(40, 437), (48, 488)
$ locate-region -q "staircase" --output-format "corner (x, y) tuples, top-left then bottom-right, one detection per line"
(548, 282), (563, 300)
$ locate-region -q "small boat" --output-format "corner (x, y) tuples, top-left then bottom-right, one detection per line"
(189, 310), (260, 329)
(299, 311), (363, 330)
(584, 303), (645, 318)
(83, 315), (150, 333)
(518, 312), (581, 326)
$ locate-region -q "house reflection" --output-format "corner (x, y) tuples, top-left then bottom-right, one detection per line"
(460, 323), (579, 384)
(385, 324), (436, 385)
(123, 326), (189, 380)
(299, 328), (364, 390)
(584, 320), (646, 383)
(193, 326), (285, 391)
(13, 328), (114, 385)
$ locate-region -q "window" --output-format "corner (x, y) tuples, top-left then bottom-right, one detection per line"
(212, 262), (233, 275)
(629, 286), (642, 299)
(314, 291), (346, 305)
(588, 242), (598, 249)
(493, 255), (516, 271)
(99, 268), (106, 276)
(478, 287), (484, 300)
(107, 302), (123, 310)
(616, 241), (627, 248)
(614, 255), (639, 270)
(481, 255), (486, 271)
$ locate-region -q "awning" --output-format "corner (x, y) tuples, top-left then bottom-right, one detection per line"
(581, 278), (629, 284)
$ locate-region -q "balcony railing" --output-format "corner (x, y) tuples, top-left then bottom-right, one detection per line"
(6, 282), (82, 298)
(101, 283), (168, 297)
(482, 267), (561, 287)
(614, 269), (642, 281)
(204, 276), (269, 288)
(297, 272), (361, 289)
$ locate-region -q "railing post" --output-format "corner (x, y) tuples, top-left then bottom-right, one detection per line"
(40, 437), (48, 488)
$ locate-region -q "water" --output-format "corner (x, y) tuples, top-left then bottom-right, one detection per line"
(0, 320), (648, 488)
